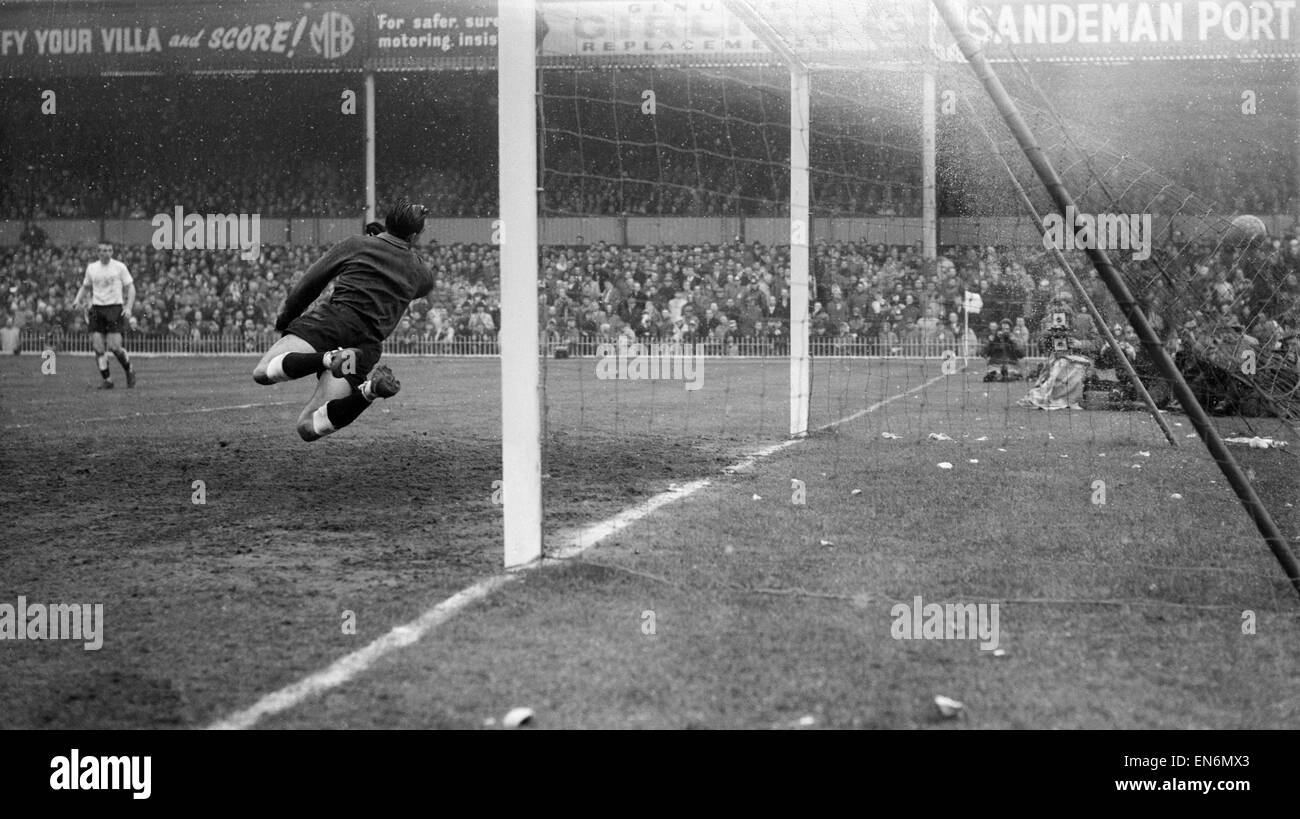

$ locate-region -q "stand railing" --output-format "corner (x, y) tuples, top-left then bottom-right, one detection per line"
(11, 329), (1044, 360)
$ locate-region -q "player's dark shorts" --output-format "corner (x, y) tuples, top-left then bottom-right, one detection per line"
(284, 304), (381, 388)
(89, 304), (125, 335)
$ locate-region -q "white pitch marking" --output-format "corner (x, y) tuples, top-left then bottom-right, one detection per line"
(208, 575), (517, 730)
(208, 369), (951, 729)
(2, 401), (294, 430)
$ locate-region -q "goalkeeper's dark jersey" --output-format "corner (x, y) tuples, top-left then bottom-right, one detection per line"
(277, 234), (434, 346)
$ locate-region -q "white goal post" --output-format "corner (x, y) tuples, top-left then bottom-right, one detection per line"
(498, 0), (543, 568)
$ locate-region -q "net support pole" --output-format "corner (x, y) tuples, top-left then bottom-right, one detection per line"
(933, 0), (1300, 596)
(364, 71), (376, 223)
(921, 61), (938, 261)
(790, 65), (812, 437)
(498, 0), (543, 568)
(963, 100), (1179, 448)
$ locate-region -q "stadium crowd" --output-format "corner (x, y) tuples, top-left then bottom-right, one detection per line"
(4, 232), (1297, 360)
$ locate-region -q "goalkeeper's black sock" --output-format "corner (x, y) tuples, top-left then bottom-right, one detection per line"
(113, 349), (132, 373)
(96, 353), (111, 381)
(278, 351), (328, 380)
(324, 390), (373, 431)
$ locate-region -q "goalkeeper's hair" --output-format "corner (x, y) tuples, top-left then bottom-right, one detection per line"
(384, 198), (428, 242)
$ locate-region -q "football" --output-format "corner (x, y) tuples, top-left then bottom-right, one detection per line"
(1226, 214), (1268, 246)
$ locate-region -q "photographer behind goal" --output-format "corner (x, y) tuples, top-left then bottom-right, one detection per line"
(1017, 294), (1098, 411)
(982, 318), (1025, 382)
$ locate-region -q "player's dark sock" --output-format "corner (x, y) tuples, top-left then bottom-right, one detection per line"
(262, 351), (328, 384)
(96, 353), (111, 381)
(280, 351), (328, 379)
(324, 391), (372, 431)
(112, 349), (132, 372)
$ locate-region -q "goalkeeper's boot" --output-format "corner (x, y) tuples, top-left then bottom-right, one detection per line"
(97, 379), (115, 389)
(126, 368), (136, 388)
(360, 364), (400, 400)
(324, 348), (362, 379)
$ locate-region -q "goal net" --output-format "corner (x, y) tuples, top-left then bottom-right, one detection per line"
(499, 0), (1299, 616)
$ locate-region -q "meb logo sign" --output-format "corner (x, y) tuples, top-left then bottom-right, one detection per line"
(310, 11), (354, 59)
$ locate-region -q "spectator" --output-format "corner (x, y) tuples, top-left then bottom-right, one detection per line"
(0, 315), (20, 353)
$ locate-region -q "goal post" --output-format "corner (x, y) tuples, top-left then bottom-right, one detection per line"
(790, 65), (812, 437)
(498, 0), (543, 568)
(723, 0), (813, 437)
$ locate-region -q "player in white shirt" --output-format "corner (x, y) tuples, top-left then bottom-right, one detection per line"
(72, 241), (137, 388)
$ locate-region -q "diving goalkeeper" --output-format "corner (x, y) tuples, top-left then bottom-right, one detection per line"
(252, 200), (435, 441)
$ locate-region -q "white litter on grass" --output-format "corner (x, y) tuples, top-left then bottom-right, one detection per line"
(1186, 433), (1197, 439)
(881, 432), (901, 439)
(850, 489), (863, 496)
(819, 539), (835, 547)
(1224, 436), (1287, 449)
(975, 436), (988, 442)
(997, 448), (1007, 452)
(1131, 464), (1142, 469)
(968, 459), (979, 464)
(1170, 493), (1183, 500)
(992, 649), (1008, 658)
(752, 494), (762, 501)
(934, 695), (964, 718)
(928, 432), (954, 441)
(503, 707), (535, 729)
(938, 462), (953, 469)
(1137, 451), (1150, 457)
(796, 715), (817, 727)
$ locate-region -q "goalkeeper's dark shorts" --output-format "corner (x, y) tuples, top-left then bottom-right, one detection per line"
(284, 305), (381, 389)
